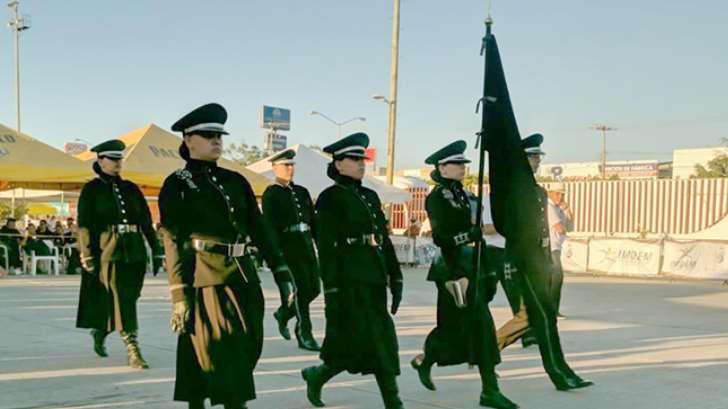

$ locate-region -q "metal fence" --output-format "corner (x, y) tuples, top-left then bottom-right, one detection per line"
(546, 178), (728, 235)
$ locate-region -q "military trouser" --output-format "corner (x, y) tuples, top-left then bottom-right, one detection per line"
(518, 267), (578, 385)
(550, 250), (564, 314)
(495, 302), (530, 351)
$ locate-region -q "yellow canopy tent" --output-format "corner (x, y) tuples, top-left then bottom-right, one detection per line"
(26, 202), (58, 216)
(76, 124), (271, 195)
(0, 123), (93, 191)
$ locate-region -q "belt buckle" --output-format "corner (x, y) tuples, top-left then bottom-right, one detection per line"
(192, 239), (205, 252)
(229, 243), (245, 258)
(367, 234), (380, 247)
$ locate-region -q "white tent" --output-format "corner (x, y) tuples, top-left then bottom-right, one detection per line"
(373, 175), (430, 190)
(247, 144), (411, 204)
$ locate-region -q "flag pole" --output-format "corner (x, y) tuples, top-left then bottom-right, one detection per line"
(473, 15), (493, 306)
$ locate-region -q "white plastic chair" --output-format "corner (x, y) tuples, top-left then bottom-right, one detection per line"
(0, 244), (8, 272)
(23, 241), (61, 276)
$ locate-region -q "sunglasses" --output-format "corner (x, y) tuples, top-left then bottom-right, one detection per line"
(101, 156), (122, 162)
(195, 132), (223, 140)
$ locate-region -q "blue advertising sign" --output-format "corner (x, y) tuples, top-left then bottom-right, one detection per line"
(260, 105), (291, 131)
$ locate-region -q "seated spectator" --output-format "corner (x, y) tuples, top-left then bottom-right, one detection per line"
(0, 218), (23, 274)
(64, 220), (81, 275)
(36, 220), (52, 238)
(52, 222), (66, 247)
(22, 224), (51, 257)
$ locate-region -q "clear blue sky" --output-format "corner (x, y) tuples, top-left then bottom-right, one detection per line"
(2, 0), (727, 169)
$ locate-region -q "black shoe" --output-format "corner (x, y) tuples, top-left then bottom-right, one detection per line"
(480, 391), (519, 409)
(565, 375), (594, 390)
(274, 310), (291, 340)
(410, 356), (435, 391)
(521, 334), (537, 349)
(91, 330), (108, 358)
(297, 336), (321, 352)
(302, 366), (326, 407)
(554, 375), (594, 391)
(384, 398), (405, 409)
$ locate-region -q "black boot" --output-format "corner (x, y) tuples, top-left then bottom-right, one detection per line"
(188, 400), (205, 409)
(296, 323), (321, 352)
(274, 307), (291, 341)
(91, 329), (108, 357)
(521, 330), (537, 349)
(376, 372), (404, 409)
(121, 331), (149, 369)
(479, 366), (518, 409)
(554, 374), (594, 391)
(410, 354), (435, 391)
(301, 364), (341, 407)
(296, 303), (321, 351)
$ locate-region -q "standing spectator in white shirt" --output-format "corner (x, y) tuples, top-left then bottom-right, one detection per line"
(547, 183), (573, 317)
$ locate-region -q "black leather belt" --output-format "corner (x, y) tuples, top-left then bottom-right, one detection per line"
(344, 234), (382, 247)
(284, 222), (310, 233)
(192, 238), (257, 257)
(111, 224), (139, 233)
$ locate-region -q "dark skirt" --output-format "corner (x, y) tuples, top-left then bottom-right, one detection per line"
(76, 260), (145, 332)
(320, 282), (400, 376)
(174, 283), (264, 405)
(424, 281), (501, 368)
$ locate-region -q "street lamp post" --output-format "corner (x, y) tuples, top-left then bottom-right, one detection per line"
(7, 1), (30, 142)
(309, 110), (366, 138)
(381, 0), (401, 187)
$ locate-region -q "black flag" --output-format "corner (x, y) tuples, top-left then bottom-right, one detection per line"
(482, 33), (537, 241)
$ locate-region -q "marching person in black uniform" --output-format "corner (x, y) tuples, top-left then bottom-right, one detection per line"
(410, 141), (517, 409)
(492, 133), (593, 391)
(262, 149), (321, 351)
(75, 139), (157, 369)
(160, 103), (294, 409)
(494, 137), (546, 351)
(301, 133), (404, 409)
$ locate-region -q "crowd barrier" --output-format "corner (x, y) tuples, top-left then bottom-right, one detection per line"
(389, 236), (439, 267)
(561, 236), (728, 280)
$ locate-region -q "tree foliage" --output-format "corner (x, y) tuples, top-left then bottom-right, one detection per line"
(693, 153), (728, 178)
(223, 143), (267, 166)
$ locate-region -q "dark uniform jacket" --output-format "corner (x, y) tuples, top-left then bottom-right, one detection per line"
(505, 183), (552, 277)
(262, 182), (317, 264)
(315, 175), (402, 289)
(77, 171), (156, 266)
(426, 170), (477, 283)
(158, 159), (287, 303)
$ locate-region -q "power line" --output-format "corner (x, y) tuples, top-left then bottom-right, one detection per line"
(590, 125), (617, 178)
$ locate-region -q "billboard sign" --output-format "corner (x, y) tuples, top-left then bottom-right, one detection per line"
(260, 105), (291, 131)
(600, 162), (658, 179)
(64, 142), (88, 155)
(264, 132), (288, 152)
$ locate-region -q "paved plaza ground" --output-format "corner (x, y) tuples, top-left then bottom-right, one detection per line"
(1, 269), (727, 409)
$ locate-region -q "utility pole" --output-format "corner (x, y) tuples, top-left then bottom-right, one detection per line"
(385, 0), (401, 186)
(7, 1), (30, 142)
(590, 125), (617, 179)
